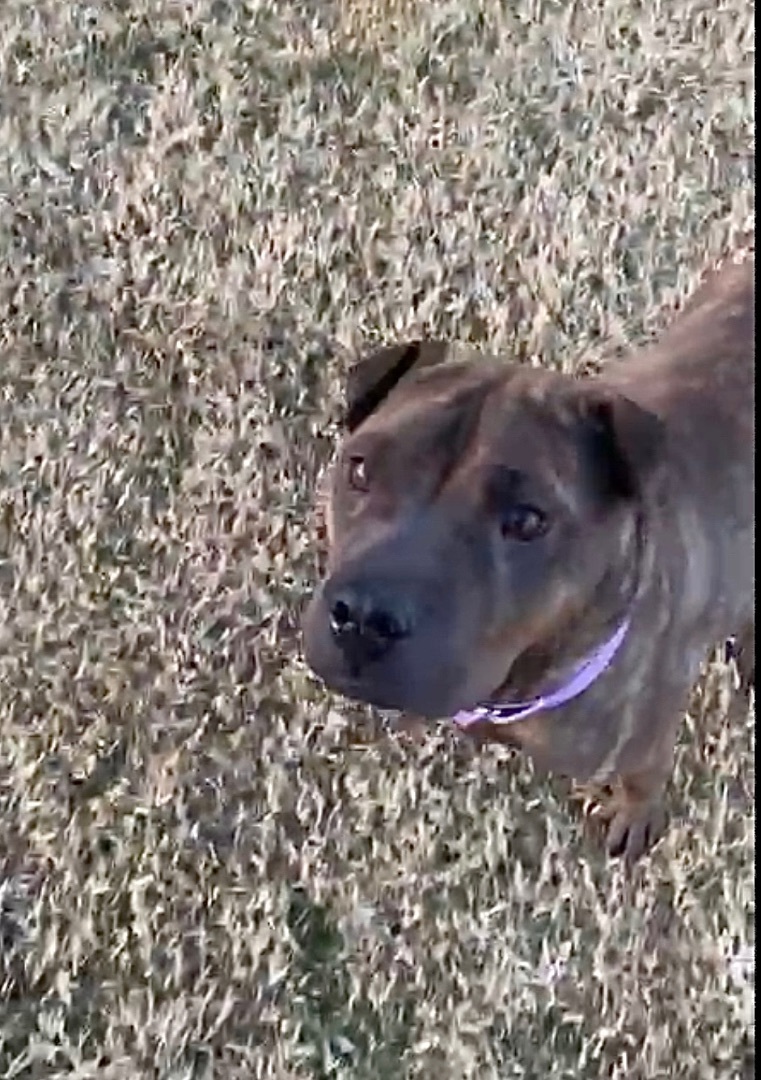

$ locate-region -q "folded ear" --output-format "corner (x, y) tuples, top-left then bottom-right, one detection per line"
(344, 340), (452, 432)
(576, 388), (666, 501)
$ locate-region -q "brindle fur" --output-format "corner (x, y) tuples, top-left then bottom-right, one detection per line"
(303, 251), (755, 863)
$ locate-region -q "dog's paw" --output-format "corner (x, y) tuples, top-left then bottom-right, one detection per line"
(606, 798), (667, 864)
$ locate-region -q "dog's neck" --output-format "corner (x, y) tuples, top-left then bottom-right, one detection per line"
(452, 615), (631, 729)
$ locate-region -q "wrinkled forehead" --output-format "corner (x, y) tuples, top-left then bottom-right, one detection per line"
(472, 387), (588, 511)
(375, 360), (579, 465)
(477, 374), (577, 460)
(353, 360), (503, 434)
(348, 361), (589, 509)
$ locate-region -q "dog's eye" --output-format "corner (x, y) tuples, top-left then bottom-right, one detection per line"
(346, 455), (369, 492)
(500, 504), (549, 542)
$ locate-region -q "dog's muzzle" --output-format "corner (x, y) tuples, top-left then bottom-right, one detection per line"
(327, 581), (414, 674)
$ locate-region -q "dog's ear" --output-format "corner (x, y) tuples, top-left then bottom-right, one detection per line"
(344, 340), (452, 433)
(575, 388), (665, 501)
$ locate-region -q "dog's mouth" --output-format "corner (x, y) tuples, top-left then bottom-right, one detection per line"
(449, 673), (524, 722)
(455, 649), (530, 716)
(307, 633), (521, 721)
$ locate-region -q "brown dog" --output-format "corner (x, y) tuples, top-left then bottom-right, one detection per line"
(303, 251), (755, 863)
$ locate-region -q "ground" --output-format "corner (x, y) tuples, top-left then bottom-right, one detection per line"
(0, 1), (755, 1078)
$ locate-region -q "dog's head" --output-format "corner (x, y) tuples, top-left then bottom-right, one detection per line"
(302, 341), (664, 718)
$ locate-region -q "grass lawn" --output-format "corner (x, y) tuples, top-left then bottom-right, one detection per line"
(0, 1), (754, 1077)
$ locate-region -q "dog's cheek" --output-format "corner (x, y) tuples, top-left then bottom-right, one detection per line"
(485, 573), (582, 657)
(485, 541), (563, 635)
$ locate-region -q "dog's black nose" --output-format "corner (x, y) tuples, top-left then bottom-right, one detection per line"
(328, 584), (412, 669)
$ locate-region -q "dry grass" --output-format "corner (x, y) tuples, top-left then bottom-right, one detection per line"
(0, 1), (755, 1077)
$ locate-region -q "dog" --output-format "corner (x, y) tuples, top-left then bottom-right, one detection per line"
(303, 250), (755, 863)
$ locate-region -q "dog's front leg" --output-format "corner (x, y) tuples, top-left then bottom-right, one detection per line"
(602, 706), (686, 865)
(605, 766), (671, 865)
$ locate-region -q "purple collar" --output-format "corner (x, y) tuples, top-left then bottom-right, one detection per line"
(452, 616), (631, 730)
